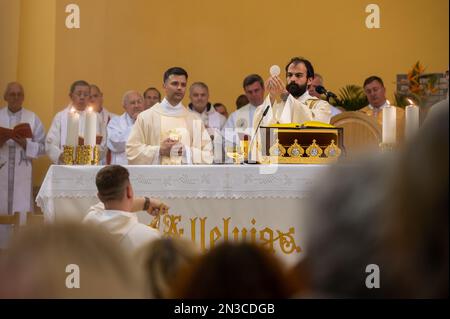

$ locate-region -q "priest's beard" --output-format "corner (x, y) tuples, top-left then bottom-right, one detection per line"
(286, 82), (307, 98)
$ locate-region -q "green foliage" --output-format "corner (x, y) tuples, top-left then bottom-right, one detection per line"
(333, 85), (368, 111)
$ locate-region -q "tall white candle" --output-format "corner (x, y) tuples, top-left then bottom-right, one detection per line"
(66, 108), (79, 146)
(405, 99), (419, 140)
(382, 101), (396, 144)
(84, 107), (97, 146)
(192, 119), (202, 163)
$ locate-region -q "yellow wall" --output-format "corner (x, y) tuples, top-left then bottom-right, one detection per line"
(1, 0), (449, 187)
(0, 0), (21, 90)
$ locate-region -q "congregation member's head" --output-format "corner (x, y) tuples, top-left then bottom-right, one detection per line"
(0, 223), (145, 298)
(213, 103), (228, 118)
(69, 80), (90, 111)
(3, 82), (24, 113)
(189, 82), (210, 114)
(173, 242), (292, 298)
(122, 90), (145, 121)
(285, 57), (315, 98)
(235, 94), (249, 110)
(143, 87), (161, 109)
(135, 238), (199, 298)
(96, 165), (134, 212)
(363, 76), (386, 109)
(243, 74), (265, 107)
(89, 84), (104, 112)
(308, 73), (324, 98)
(163, 67), (188, 106)
(381, 101), (449, 298)
(301, 153), (393, 298)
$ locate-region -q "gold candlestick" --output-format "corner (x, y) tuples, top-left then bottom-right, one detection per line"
(75, 145), (93, 165)
(92, 145), (100, 165)
(62, 145), (75, 165)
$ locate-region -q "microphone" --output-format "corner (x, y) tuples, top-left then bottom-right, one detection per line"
(315, 85), (337, 99)
(246, 105), (270, 164)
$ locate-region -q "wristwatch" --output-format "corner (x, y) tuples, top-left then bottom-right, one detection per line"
(143, 196), (150, 211)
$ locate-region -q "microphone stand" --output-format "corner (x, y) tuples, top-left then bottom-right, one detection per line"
(246, 105), (270, 164)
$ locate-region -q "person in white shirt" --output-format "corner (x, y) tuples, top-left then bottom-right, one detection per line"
(0, 82), (45, 248)
(83, 165), (162, 252)
(126, 67), (213, 165)
(222, 74), (265, 148)
(89, 84), (116, 164)
(253, 57), (333, 129)
(188, 82), (226, 163)
(45, 80), (106, 164)
(308, 73), (342, 118)
(188, 82), (226, 137)
(107, 91), (145, 165)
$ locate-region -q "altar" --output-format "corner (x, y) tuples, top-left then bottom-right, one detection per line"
(36, 164), (330, 265)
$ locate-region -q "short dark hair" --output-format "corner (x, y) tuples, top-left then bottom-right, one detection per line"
(143, 87), (161, 100)
(285, 57), (315, 80)
(235, 94), (249, 109)
(242, 74), (264, 89)
(95, 165), (130, 202)
(70, 80), (90, 94)
(163, 67), (188, 83)
(363, 76), (384, 88)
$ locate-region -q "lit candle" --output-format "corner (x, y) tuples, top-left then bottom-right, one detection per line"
(405, 98), (419, 140)
(66, 108), (79, 146)
(382, 100), (396, 144)
(84, 106), (97, 147)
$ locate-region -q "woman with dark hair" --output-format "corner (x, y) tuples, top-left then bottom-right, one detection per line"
(172, 242), (292, 299)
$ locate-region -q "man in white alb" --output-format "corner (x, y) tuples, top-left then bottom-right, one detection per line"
(45, 80), (106, 164)
(253, 56), (332, 129)
(188, 82), (226, 163)
(83, 165), (162, 252)
(126, 67), (213, 165)
(0, 82), (45, 247)
(222, 74), (265, 147)
(107, 91), (145, 165)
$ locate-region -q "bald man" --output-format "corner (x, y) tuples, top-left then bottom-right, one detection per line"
(107, 90), (145, 165)
(0, 82), (45, 247)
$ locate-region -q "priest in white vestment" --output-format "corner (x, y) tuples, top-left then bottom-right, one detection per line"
(252, 57), (332, 130)
(0, 82), (45, 248)
(107, 91), (145, 165)
(126, 67), (213, 165)
(45, 80), (106, 164)
(83, 165), (161, 253)
(188, 82), (226, 163)
(90, 84), (117, 164)
(222, 74), (265, 147)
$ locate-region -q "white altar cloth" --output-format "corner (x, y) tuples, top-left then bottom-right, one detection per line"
(36, 164), (330, 265)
